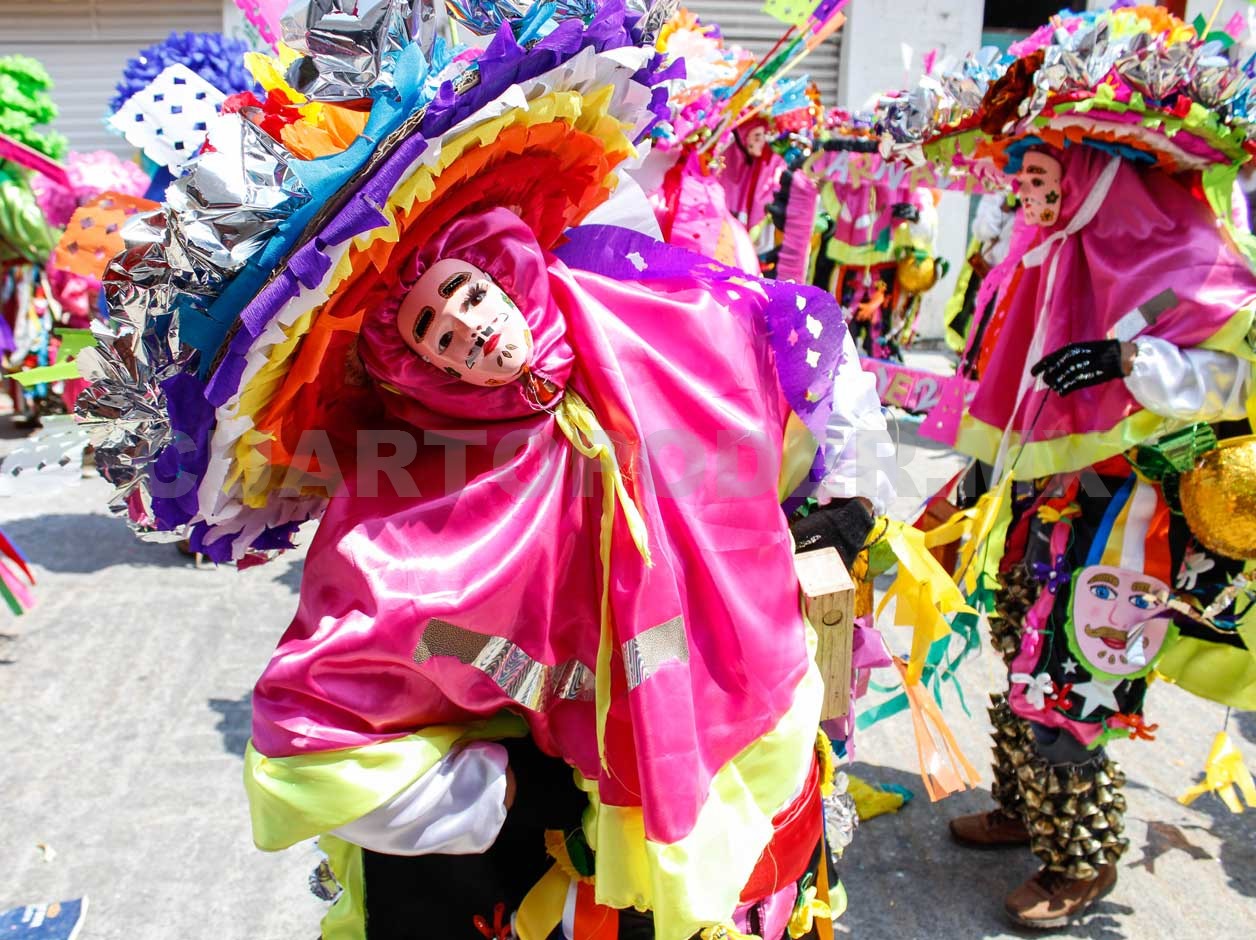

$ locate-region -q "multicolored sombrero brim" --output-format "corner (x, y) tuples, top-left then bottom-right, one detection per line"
(193, 46), (656, 555)
(116, 9), (668, 565)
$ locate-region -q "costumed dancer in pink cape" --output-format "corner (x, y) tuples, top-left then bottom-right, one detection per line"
(77, 4), (854, 938)
(880, 4), (1256, 928)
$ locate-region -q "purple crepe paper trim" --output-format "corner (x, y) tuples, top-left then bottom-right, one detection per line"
(555, 225), (845, 443)
(151, 371), (215, 530)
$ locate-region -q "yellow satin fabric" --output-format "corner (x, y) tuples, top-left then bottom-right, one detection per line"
(778, 412), (818, 503)
(243, 714), (527, 851)
(581, 631), (823, 940)
(553, 387), (652, 772)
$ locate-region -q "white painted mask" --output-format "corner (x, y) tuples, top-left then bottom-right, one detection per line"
(396, 258), (533, 387)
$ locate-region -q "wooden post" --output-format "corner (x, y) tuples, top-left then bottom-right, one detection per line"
(795, 547), (856, 720)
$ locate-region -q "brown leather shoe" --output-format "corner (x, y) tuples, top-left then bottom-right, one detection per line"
(948, 809), (1030, 848)
(1004, 865), (1117, 929)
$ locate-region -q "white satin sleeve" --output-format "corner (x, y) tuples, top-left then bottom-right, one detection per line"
(815, 333), (898, 514)
(331, 741), (509, 856)
(1124, 335), (1251, 423)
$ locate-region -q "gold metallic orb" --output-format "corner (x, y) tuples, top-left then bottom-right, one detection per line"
(1180, 435), (1256, 559)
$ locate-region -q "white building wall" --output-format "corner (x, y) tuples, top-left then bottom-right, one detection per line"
(838, 0), (986, 341)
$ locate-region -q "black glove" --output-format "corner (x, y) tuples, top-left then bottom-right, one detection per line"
(1030, 340), (1126, 396)
(890, 201), (920, 222)
(789, 498), (875, 569)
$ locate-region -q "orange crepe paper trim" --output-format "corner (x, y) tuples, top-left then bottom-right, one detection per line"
(281, 104), (371, 160)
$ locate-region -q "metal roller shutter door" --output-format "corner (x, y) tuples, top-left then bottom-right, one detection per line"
(680, 0), (842, 105)
(0, 0), (224, 156)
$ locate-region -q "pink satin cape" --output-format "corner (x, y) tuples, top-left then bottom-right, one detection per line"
(249, 209), (812, 848)
(961, 146), (1256, 470)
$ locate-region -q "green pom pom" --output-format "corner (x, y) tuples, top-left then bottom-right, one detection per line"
(0, 54), (64, 161)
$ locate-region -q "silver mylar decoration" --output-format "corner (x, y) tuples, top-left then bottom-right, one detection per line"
(77, 244), (196, 541)
(1117, 34), (1192, 101)
(639, 0), (680, 46)
(166, 115), (310, 274)
(1189, 40), (1244, 110)
(281, 0), (414, 100)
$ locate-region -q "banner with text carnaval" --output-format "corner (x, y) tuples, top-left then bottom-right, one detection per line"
(821, 148), (1005, 197)
(859, 357), (976, 444)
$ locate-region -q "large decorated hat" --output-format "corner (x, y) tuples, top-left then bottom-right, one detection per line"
(878, 2), (1256, 196)
(76, 0), (670, 560)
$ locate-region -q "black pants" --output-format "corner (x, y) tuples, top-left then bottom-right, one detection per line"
(362, 738), (829, 939)
(362, 737), (585, 939)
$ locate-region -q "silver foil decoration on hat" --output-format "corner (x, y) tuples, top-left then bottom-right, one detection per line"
(638, 0), (679, 46)
(281, 0), (414, 101)
(1054, 21), (1119, 90)
(881, 86), (940, 144)
(77, 239), (196, 541)
(938, 47), (1004, 112)
(1189, 40), (1244, 110)
(166, 115), (310, 273)
(1117, 34), (1192, 101)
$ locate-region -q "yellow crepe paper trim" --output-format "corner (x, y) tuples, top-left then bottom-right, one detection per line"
(579, 628), (823, 940)
(225, 84), (634, 505)
(816, 730), (838, 799)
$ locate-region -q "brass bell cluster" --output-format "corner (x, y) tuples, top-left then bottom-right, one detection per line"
(1017, 756), (1129, 880)
(990, 564), (1041, 666)
(989, 693), (1034, 815)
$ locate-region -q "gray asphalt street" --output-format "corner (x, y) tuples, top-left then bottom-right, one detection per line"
(1, 418), (1253, 939)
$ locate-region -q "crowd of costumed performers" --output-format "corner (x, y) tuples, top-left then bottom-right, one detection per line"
(764, 108), (948, 363)
(875, 1), (1256, 928)
(943, 188), (1018, 379)
(641, 5), (843, 275)
(641, 7), (986, 817)
(48, 1), (996, 937)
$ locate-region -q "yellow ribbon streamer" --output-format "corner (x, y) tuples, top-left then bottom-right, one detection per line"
(1178, 731), (1256, 814)
(876, 520), (975, 685)
(787, 886), (832, 939)
(514, 864), (572, 940)
(1036, 502), (1080, 524)
(921, 473), (1013, 595)
(554, 390), (652, 770)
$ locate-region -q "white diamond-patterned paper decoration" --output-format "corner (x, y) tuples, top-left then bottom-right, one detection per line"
(108, 64), (226, 171)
